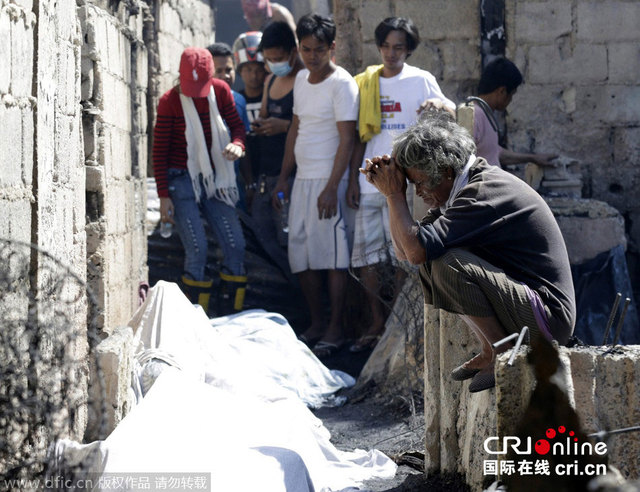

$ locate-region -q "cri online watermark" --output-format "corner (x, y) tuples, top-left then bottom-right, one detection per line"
(483, 426), (608, 477)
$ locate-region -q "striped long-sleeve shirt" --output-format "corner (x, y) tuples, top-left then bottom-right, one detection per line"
(152, 79), (246, 198)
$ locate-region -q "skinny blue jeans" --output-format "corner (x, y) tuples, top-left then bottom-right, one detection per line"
(168, 168), (245, 280)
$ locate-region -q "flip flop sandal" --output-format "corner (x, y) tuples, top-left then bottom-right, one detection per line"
(297, 333), (322, 348)
(468, 370), (496, 393)
(349, 335), (381, 353)
(451, 364), (480, 381)
(312, 341), (343, 359)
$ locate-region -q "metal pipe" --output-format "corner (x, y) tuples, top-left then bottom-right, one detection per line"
(508, 326), (529, 367)
(602, 293), (621, 345)
(611, 297), (631, 347)
(492, 332), (519, 348)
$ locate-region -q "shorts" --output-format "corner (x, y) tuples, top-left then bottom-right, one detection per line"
(288, 178), (354, 273)
(351, 192), (394, 268)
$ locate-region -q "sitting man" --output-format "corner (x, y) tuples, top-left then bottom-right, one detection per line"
(363, 112), (575, 392)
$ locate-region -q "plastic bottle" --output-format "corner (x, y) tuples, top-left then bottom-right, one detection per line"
(160, 210), (173, 238)
(276, 191), (289, 234)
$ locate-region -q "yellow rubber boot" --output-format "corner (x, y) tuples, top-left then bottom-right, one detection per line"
(180, 275), (214, 313)
(218, 271), (248, 315)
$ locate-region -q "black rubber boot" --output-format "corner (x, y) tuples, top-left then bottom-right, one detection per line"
(180, 274), (214, 313)
(217, 271), (248, 316)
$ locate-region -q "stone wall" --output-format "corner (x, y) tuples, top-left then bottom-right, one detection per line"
(425, 311), (640, 489)
(504, 0), (640, 290)
(0, 0), (217, 459)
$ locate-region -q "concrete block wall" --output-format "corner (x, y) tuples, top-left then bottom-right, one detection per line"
(1, 0), (217, 460)
(80, 2), (149, 334)
(425, 310), (640, 489)
(504, 0), (640, 283)
(0, 0), (36, 316)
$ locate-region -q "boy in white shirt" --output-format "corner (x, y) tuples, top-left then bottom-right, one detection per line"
(346, 17), (455, 352)
(272, 13), (359, 357)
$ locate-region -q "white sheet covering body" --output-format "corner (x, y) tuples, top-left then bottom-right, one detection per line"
(104, 281), (395, 491)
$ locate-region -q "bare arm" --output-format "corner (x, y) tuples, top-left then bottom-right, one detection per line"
(272, 114), (299, 208)
(361, 156), (426, 264)
(499, 148), (558, 167)
(346, 133), (365, 209)
(317, 120), (356, 219)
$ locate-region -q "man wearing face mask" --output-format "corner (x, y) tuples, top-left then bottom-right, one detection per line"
(246, 22), (304, 273)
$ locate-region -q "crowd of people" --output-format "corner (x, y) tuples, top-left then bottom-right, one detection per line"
(152, 1), (575, 392)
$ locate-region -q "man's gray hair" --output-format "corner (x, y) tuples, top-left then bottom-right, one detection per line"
(392, 112), (476, 187)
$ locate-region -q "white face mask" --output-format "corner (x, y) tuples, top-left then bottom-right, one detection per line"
(267, 58), (293, 77)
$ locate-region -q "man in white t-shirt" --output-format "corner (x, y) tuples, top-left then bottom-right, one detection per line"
(346, 17), (455, 352)
(272, 13), (359, 358)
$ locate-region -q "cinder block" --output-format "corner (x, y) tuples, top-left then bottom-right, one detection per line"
(513, 1), (572, 43)
(396, 0), (479, 41)
(577, 1), (640, 42)
(0, 13), (11, 93)
(574, 85), (640, 125)
(158, 3), (182, 35)
(86, 165), (105, 192)
(102, 125), (132, 181)
(359, 0), (392, 43)
(440, 39), (480, 82)
(549, 198), (626, 264)
(20, 105), (34, 185)
(409, 42), (444, 81)
(609, 42), (640, 84)
(528, 43), (607, 84)
(594, 347), (640, 479)
(12, 0), (34, 11)
(99, 72), (132, 130)
(135, 46), (148, 88)
(0, 197), (32, 243)
(91, 325), (134, 435)
(613, 126), (640, 166)
(10, 14), (35, 98)
(0, 104), (24, 187)
(104, 183), (128, 235)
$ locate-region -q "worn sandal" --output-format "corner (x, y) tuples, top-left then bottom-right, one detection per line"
(451, 364), (480, 381)
(312, 340), (343, 359)
(297, 333), (322, 348)
(468, 369), (496, 393)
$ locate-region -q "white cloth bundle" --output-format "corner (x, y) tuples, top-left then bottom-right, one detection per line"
(179, 86), (239, 207)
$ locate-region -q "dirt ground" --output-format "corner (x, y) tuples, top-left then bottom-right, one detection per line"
(315, 347), (470, 492)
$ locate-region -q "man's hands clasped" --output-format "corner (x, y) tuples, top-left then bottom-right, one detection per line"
(360, 155), (407, 198)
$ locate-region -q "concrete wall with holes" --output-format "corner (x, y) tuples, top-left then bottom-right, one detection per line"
(0, 0), (216, 448)
(504, 0), (640, 293)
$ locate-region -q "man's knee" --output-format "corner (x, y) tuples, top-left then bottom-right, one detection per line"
(430, 249), (469, 282)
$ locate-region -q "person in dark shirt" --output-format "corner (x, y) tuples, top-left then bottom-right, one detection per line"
(363, 112), (575, 392)
(233, 31), (267, 189)
(245, 21), (304, 260)
(152, 47), (247, 315)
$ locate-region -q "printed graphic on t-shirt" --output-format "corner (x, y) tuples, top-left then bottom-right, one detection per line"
(380, 95), (406, 131)
(246, 101), (261, 123)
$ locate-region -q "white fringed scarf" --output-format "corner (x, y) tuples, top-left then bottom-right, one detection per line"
(441, 154), (476, 213)
(179, 86), (239, 207)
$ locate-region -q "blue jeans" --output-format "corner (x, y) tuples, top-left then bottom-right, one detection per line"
(168, 168), (245, 280)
